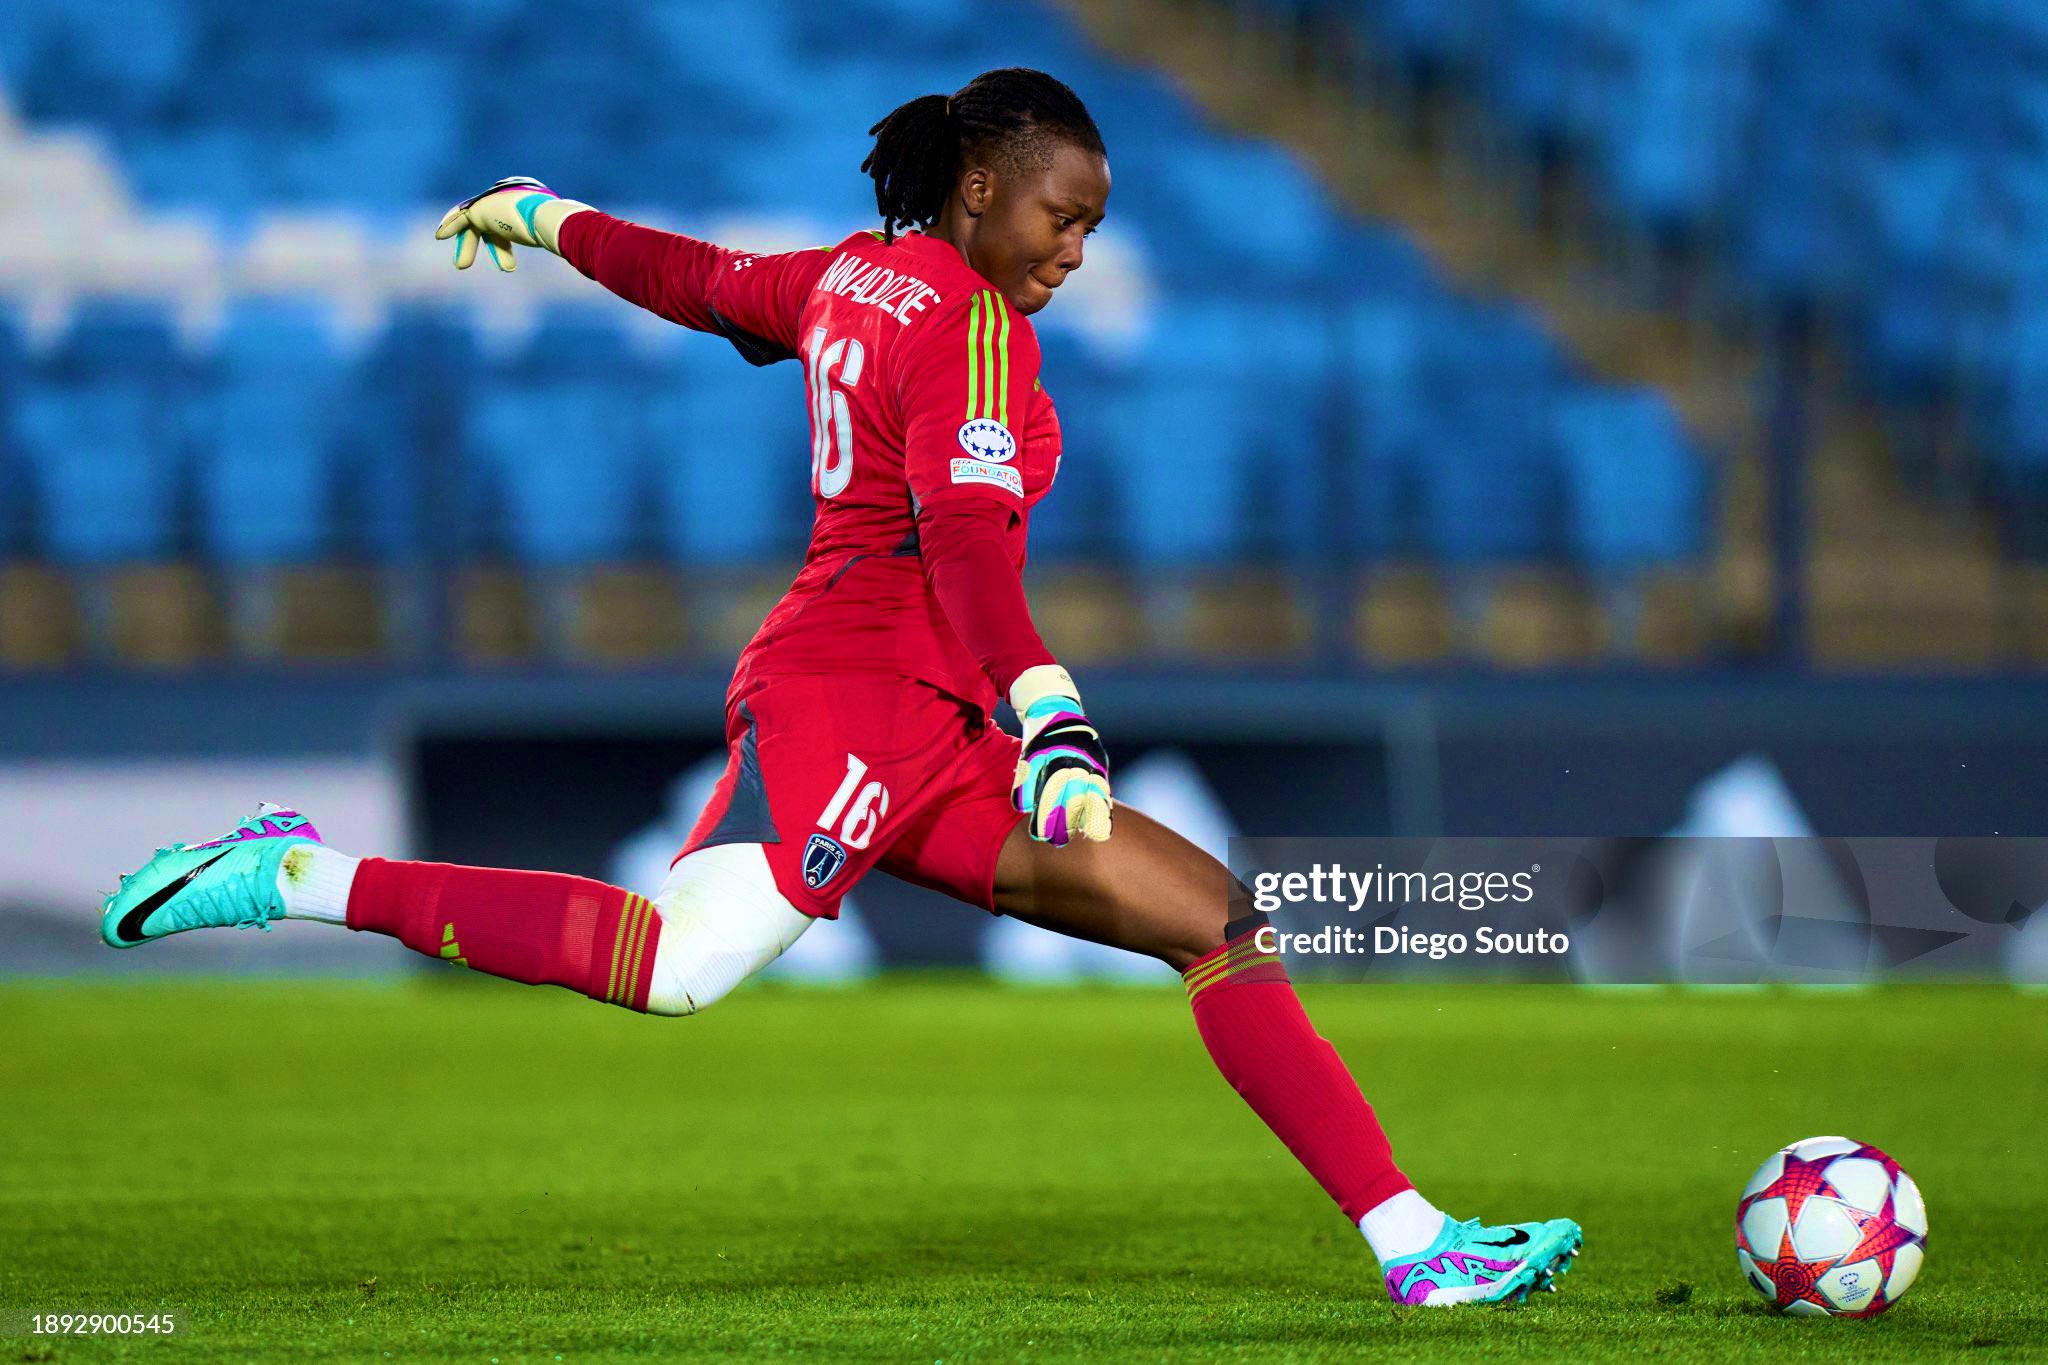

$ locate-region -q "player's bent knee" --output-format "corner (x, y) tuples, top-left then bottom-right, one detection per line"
(643, 844), (814, 1016)
(1154, 899), (1237, 973)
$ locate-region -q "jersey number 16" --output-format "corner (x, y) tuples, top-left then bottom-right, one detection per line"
(807, 326), (864, 499)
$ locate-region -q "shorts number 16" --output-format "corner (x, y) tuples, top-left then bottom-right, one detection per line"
(820, 753), (889, 850)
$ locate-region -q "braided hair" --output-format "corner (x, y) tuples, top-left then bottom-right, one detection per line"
(861, 67), (1106, 243)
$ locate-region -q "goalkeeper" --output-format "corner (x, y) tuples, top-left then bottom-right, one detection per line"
(101, 68), (1580, 1308)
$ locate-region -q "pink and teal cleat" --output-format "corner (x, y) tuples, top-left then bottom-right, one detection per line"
(100, 804), (322, 948)
(1383, 1215), (1583, 1307)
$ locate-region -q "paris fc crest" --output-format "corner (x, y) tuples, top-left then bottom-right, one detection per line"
(802, 833), (848, 889)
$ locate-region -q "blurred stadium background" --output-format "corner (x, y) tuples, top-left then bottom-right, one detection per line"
(4, 0), (2048, 980)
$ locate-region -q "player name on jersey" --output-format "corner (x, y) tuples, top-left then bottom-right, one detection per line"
(819, 254), (942, 326)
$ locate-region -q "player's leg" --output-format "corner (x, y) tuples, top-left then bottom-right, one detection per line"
(339, 840), (812, 1015)
(99, 803), (812, 1016)
(99, 678), (968, 1009)
(988, 810), (1580, 1304)
(991, 807), (1418, 1233)
(885, 748), (1435, 1256)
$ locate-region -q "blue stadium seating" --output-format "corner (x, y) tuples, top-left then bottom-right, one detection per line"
(1340, 304), (1425, 556)
(1326, 0), (2048, 503)
(1554, 389), (1706, 569)
(641, 337), (811, 566)
(311, 54), (462, 207)
(1103, 398), (1245, 565)
(1021, 330), (1116, 562)
(1101, 299), (1261, 566)
(1415, 390), (1558, 564)
(0, 307), (22, 556)
(1998, 310), (2048, 469)
(466, 311), (647, 566)
(0, 0), (1716, 597)
(197, 301), (344, 565)
(342, 308), (475, 565)
(12, 304), (192, 564)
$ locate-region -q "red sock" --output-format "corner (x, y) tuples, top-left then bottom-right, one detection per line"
(346, 858), (663, 1012)
(1184, 920), (1412, 1221)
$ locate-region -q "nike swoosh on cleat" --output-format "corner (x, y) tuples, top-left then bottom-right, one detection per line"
(114, 850), (231, 944)
(1473, 1229), (1532, 1248)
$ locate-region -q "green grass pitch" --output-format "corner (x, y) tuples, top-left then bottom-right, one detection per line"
(3, 979), (2042, 1362)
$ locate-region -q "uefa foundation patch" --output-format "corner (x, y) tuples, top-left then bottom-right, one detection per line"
(950, 458), (1023, 495)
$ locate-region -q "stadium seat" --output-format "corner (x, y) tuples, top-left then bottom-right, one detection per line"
(2000, 309), (2048, 466)
(1341, 303), (1426, 558)
(718, 129), (873, 219)
(1026, 330), (1116, 564)
(640, 0), (798, 108)
(308, 54), (461, 207)
(7, 0), (196, 128)
(467, 312), (647, 567)
(1415, 392), (1558, 564)
(1363, 0), (1485, 77)
(196, 301), (344, 565)
(642, 338), (811, 566)
(0, 307), (22, 556)
(1111, 385), (1255, 566)
(13, 303), (191, 564)
(1101, 301), (1259, 565)
(121, 129), (265, 219)
(1554, 389), (1707, 569)
(1603, 78), (1735, 234)
(1154, 142), (1339, 286)
(342, 307), (478, 564)
(1241, 300), (1340, 563)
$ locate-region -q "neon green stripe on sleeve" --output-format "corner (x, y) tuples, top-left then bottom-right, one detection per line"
(995, 294), (1012, 425)
(965, 292), (983, 420)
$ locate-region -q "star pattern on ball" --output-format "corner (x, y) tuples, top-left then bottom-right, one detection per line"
(1846, 1142), (1904, 1184)
(1741, 1151), (1843, 1227)
(1746, 1223), (1830, 1311)
(1828, 1205), (1917, 1316)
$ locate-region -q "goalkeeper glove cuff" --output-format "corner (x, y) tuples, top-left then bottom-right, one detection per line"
(1009, 663), (1113, 846)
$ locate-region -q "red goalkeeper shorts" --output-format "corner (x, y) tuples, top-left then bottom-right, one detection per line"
(675, 674), (1026, 919)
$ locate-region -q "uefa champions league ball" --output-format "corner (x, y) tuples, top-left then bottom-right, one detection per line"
(1735, 1136), (1927, 1316)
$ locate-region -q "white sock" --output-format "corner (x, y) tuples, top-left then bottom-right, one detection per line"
(277, 844), (361, 924)
(1359, 1189), (1450, 1264)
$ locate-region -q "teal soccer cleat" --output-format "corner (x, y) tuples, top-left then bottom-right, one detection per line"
(1383, 1215), (1583, 1307)
(100, 804), (323, 949)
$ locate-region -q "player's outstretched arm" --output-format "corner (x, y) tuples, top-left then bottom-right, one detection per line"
(435, 175), (828, 364)
(434, 176), (593, 272)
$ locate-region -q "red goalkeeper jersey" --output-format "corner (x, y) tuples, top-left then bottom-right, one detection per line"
(559, 214), (1059, 714)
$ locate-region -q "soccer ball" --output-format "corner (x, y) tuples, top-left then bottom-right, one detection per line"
(1735, 1136), (1927, 1316)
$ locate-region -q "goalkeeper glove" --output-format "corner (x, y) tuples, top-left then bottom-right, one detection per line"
(1009, 663), (1113, 847)
(434, 176), (593, 272)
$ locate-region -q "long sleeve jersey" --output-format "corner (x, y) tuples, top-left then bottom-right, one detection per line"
(558, 211), (1062, 714)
